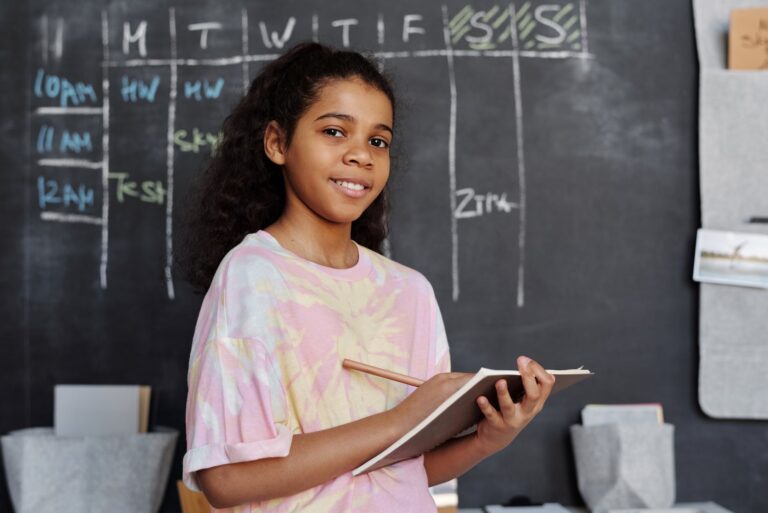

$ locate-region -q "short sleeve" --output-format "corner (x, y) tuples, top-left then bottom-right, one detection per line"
(182, 337), (293, 492)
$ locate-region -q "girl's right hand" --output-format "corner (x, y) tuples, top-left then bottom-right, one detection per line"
(390, 372), (474, 434)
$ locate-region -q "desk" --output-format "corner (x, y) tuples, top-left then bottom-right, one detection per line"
(458, 509), (584, 513)
(459, 509), (583, 512)
(459, 503), (734, 513)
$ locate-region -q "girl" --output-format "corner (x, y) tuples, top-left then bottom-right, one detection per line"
(181, 42), (555, 512)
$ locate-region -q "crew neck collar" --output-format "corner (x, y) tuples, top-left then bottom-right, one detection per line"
(252, 230), (373, 280)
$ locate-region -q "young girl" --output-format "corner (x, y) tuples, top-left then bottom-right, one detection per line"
(181, 42), (555, 512)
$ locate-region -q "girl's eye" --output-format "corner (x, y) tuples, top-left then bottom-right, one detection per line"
(370, 137), (390, 149)
(323, 128), (344, 137)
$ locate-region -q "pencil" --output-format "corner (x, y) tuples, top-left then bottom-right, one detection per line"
(342, 358), (425, 387)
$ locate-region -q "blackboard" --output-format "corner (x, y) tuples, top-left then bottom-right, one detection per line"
(1, 0), (766, 512)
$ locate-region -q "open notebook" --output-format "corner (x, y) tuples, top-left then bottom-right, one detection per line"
(353, 367), (593, 475)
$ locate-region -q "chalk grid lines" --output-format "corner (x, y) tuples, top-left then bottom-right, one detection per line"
(35, 2), (591, 303)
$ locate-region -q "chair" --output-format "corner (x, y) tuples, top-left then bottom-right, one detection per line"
(177, 480), (213, 513)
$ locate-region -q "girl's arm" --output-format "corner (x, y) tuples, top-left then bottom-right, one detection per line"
(423, 357), (556, 486)
(423, 433), (491, 486)
(196, 372), (471, 508)
(197, 408), (400, 508)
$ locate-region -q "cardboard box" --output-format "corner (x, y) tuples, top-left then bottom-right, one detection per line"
(729, 8), (768, 70)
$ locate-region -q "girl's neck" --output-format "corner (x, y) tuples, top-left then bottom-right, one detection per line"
(265, 210), (358, 270)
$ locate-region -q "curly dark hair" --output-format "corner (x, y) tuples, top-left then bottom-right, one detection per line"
(180, 42), (397, 292)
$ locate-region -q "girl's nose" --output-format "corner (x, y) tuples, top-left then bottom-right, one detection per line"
(343, 141), (373, 168)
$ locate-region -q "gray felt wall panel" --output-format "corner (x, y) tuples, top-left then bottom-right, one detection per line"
(693, 0), (768, 419)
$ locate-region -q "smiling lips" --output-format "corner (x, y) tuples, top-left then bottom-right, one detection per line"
(330, 178), (371, 198)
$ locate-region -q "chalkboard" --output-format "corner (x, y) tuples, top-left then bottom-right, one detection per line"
(2, 0), (766, 512)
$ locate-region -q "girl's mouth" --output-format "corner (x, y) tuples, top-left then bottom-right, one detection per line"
(329, 178), (370, 199)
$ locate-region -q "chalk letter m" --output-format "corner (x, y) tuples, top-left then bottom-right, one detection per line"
(123, 21), (148, 56)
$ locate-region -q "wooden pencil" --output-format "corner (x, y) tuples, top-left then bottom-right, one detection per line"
(342, 358), (425, 387)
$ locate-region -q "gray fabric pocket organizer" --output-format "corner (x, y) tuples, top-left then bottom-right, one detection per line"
(570, 423), (675, 513)
(1, 427), (177, 513)
(694, 0), (768, 419)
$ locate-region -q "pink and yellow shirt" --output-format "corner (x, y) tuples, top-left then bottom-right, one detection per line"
(183, 230), (451, 512)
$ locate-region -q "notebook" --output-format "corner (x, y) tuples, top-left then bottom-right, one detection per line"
(353, 367), (593, 475)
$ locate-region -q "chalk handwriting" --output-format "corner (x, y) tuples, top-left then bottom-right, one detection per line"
(108, 172), (166, 204)
(465, 10), (494, 47)
(84, 4), (580, 58)
(403, 15), (426, 43)
(31, 2), (588, 301)
(534, 5), (567, 45)
(331, 19), (358, 48)
(121, 75), (161, 103)
(455, 188), (518, 218)
(259, 18), (296, 49)
(174, 128), (223, 155)
(36, 125), (93, 154)
(183, 78), (224, 101)
(123, 20), (148, 56)
(519, 2), (581, 50)
(33, 69), (98, 107)
(188, 22), (222, 50)
(40, 15), (64, 65)
(448, 2), (581, 51)
(37, 176), (95, 212)
(450, 5), (510, 50)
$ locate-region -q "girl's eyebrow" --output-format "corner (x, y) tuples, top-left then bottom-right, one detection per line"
(314, 112), (393, 135)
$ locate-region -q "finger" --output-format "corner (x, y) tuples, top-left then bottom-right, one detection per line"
(528, 361), (556, 401)
(517, 356), (540, 401)
(518, 356), (541, 413)
(495, 379), (517, 418)
(521, 360), (557, 414)
(477, 395), (502, 424)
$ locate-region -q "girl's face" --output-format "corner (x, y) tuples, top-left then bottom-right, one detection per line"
(266, 77), (393, 226)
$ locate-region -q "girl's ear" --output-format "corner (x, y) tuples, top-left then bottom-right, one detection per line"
(264, 121), (287, 165)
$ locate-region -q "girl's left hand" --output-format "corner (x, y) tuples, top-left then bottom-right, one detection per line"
(473, 355), (556, 456)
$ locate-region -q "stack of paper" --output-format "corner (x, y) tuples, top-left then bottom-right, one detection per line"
(581, 403), (664, 426)
(54, 384), (151, 436)
(484, 504), (571, 513)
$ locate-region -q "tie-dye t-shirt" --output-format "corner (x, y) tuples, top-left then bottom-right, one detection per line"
(182, 229), (451, 513)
